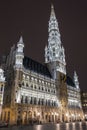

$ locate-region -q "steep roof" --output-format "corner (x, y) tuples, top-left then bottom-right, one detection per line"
(23, 56), (76, 88)
(66, 75), (75, 87)
(23, 56), (52, 78)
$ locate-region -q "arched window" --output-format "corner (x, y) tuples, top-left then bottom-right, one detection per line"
(54, 101), (56, 106)
(41, 99), (43, 105)
(46, 100), (48, 106)
(45, 88), (47, 92)
(30, 97), (33, 104)
(34, 97), (37, 105)
(42, 87), (44, 91)
(22, 74), (25, 80)
(34, 85), (36, 89)
(25, 96), (27, 103)
(38, 99), (40, 105)
(54, 90), (55, 93)
(39, 86), (40, 90)
(48, 89), (50, 92)
(21, 96), (23, 103)
(26, 83), (29, 87)
(22, 82), (24, 86)
(31, 84), (33, 89)
(52, 101), (54, 106)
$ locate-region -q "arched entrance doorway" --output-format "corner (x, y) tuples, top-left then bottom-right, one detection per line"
(28, 111), (32, 124)
(22, 111), (27, 124)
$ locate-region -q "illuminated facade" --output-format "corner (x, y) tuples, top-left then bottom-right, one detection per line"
(67, 72), (82, 121)
(0, 68), (5, 118)
(1, 5), (83, 124)
(81, 91), (87, 120)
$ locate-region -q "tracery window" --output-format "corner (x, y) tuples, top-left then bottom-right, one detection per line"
(39, 86), (40, 90)
(31, 84), (33, 89)
(22, 82), (24, 86)
(26, 83), (29, 87)
(34, 85), (37, 89)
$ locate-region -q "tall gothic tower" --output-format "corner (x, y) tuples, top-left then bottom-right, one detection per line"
(45, 5), (68, 120)
(45, 5), (66, 80)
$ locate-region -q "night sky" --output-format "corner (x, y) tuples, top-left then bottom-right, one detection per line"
(0, 0), (87, 91)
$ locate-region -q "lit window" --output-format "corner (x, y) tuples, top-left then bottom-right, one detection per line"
(42, 81), (44, 84)
(39, 80), (41, 83)
(48, 83), (50, 86)
(26, 83), (29, 87)
(34, 85), (37, 89)
(35, 78), (37, 82)
(31, 77), (34, 80)
(27, 76), (29, 79)
(23, 74), (25, 79)
(22, 82), (24, 86)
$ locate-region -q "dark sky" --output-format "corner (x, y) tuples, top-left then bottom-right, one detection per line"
(0, 0), (87, 91)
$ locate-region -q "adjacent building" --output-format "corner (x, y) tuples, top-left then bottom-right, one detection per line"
(81, 91), (87, 120)
(1, 5), (83, 124)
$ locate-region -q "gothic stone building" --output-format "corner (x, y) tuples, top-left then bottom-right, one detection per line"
(81, 91), (87, 120)
(1, 5), (83, 124)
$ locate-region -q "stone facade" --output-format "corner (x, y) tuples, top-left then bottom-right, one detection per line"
(0, 68), (5, 118)
(81, 91), (87, 120)
(1, 4), (83, 124)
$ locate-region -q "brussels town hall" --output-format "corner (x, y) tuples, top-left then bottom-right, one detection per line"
(0, 5), (83, 124)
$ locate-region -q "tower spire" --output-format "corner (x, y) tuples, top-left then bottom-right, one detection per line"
(50, 4), (55, 17)
(18, 36), (24, 45)
(45, 4), (66, 76)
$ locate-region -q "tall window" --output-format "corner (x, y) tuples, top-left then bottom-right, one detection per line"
(25, 96), (27, 103)
(53, 48), (55, 56)
(34, 97), (37, 105)
(21, 96), (23, 103)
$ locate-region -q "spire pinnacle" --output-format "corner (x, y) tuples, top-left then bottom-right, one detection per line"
(50, 4), (56, 17)
(19, 36), (23, 44)
(17, 36), (24, 48)
(51, 4), (54, 10)
(45, 45), (47, 50)
(74, 71), (77, 77)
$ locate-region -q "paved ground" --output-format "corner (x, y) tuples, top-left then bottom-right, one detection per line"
(0, 122), (87, 130)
